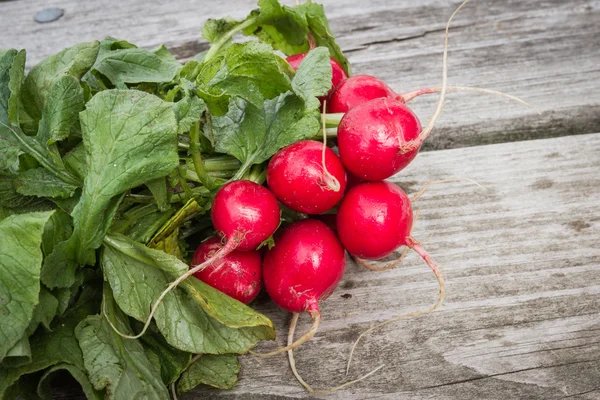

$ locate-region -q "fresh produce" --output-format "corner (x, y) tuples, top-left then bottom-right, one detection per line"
(286, 53), (348, 105)
(211, 180), (280, 251)
(0, 0), (534, 397)
(191, 236), (262, 304)
(337, 98), (422, 181)
(267, 139), (346, 214)
(328, 74), (397, 113)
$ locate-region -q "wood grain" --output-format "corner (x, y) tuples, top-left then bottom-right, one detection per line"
(1, 0), (599, 149)
(186, 132), (600, 399)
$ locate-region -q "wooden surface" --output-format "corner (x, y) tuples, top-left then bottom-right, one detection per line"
(1, 0), (599, 150)
(218, 132), (600, 399)
(1, 0), (599, 398)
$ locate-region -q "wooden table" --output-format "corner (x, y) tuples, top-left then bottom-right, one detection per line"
(2, 0), (599, 399)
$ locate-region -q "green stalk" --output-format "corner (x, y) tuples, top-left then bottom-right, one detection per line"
(325, 113), (344, 128)
(188, 122), (214, 189)
(177, 167), (195, 201)
(203, 17), (258, 62)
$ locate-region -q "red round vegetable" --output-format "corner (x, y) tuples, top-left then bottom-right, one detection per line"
(211, 180), (280, 251)
(337, 181), (413, 259)
(337, 97), (422, 181)
(328, 74), (398, 113)
(263, 219), (345, 313)
(286, 53), (348, 104)
(267, 140), (347, 214)
(191, 236), (262, 304)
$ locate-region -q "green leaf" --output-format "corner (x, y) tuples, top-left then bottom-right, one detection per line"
(63, 143), (86, 180)
(240, 0), (350, 75)
(173, 93), (205, 135)
(145, 177), (169, 211)
(242, 0), (310, 55)
(22, 41), (99, 121)
(4, 336), (31, 366)
(13, 167), (78, 199)
(0, 211), (54, 362)
(178, 354), (240, 392)
(7, 50), (26, 126)
(26, 287), (59, 336)
(37, 74), (85, 149)
(196, 41), (293, 114)
(0, 49), (25, 174)
(75, 287), (170, 399)
(4, 287), (58, 367)
(37, 363), (103, 400)
(102, 233), (275, 354)
(41, 208), (73, 258)
(202, 17), (241, 43)
(0, 268), (99, 398)
(152, 45), (178, 64)
(303, 2), (351, 75)
(42, 89), (178, 288)
(208, 93), (320, 173)
(0, 175), (53, 214)
(291, 47), (333, 110)
(137, 323), (191, 385)
(84, 38), (181, 89)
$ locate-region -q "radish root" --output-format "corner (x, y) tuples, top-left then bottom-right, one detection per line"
(104, 234), (241, 340)
(399, 0), (471, 154)
(287, 312), (385, 394)
(411, 177), (486, 202)
(319, 101), (341, 192)
(250, 310), (321, 357)
(399, 86), (540, 114)
(346, 237), (445, 375)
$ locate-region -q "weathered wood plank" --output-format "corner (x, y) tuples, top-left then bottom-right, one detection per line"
(181, 133), (600, 399)
(1, 0), (599, 149)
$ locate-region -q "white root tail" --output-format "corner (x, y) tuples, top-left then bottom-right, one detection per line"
(410, 177), (486, 202)
(346, 237), (445, 375)
(399, 86), (540, 114)
(399, 0), (471, 154)
(250, 311), (321, 357)
(287, 312), (385, 394)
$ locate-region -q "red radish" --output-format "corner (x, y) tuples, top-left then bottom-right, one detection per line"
(336, 181), (445, 373)
(267, 140), (347, 214)
(211, 180), (280, 251)
(254, 219), (345, 356)
(286, 53), (348, 103)
(337, 97), (422, 181)
(191, 236), (262, 304)
(264, 219), (345, 313)
(337, 181), (413, 259)
(328, 75), (398, 113)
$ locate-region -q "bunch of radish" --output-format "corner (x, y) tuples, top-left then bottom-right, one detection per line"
(178, 0), (529, 393)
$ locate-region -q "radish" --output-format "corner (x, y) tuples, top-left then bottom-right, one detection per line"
(336, 181), (446, 374)
(286, 53), (348, 104)
(191, 236), (262, 304)
(328, 74), (397, 113)
(256, 218), (384, 392)
(211, 180), (281, 251)
(254, 219), (345, 356)
(267, 140), (347, 214)
(338, 97), (422, 181)
(331, 0), (534, 181)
